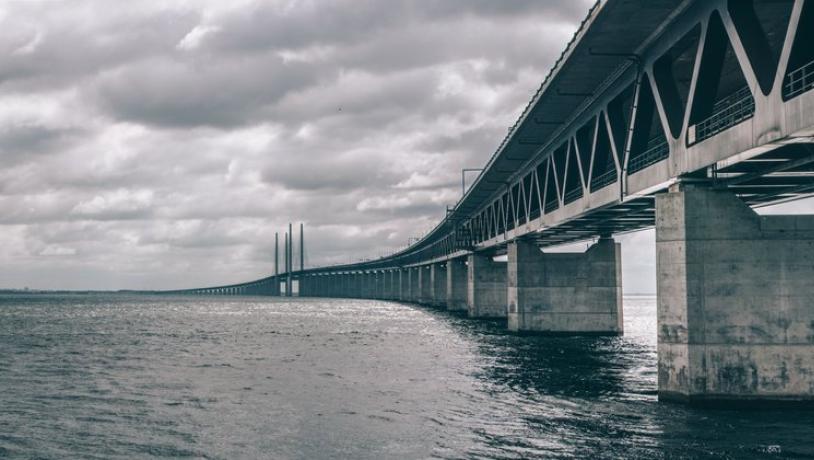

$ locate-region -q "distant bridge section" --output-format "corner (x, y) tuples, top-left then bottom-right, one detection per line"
(172, 0), (814, 406)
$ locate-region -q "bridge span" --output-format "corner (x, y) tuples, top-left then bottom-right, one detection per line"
(167, 0), (814, 405)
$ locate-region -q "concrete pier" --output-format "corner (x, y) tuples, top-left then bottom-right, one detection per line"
(399, 268), (409, 302)
(331, 274), (341, 298)
(506, 238), (623, 335)
(391, 270), (400, 300)
(382, 270), (394, 300)
(347, 273), (359, 299)
(418, 266), (432, 305)
(446, 257), (468, 312)
(430, 263), (447, 307)
(378, 271), (387, 299)
(409, 268), (420, 303)
(467, 253), (507, 318)
(330, 274), (340, 298)
(339, 273), (348, 298)
(373, 271), (384, 299)
(364, 272), (376, 299)
(315, 275), (324, 297)
(322, 274), (332, 298)
(657, 185), (814, 404)
(364, 272), (373, 299)
(299, 276), (309, 297)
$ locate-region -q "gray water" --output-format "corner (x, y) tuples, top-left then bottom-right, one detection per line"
(1, 294), (813, 459)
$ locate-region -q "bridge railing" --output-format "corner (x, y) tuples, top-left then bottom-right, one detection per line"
(784, 59), (814, 100)
(628, 136), (669, 174)
(590, 169), (616, 191)
(564, 187), (583, 204)
(690, 85), (754, 145)
(544, 198), (559, 214)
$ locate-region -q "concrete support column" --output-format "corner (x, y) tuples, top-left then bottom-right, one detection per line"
(347, 274), (354, 298)
(430, 263), (447, 307)
(446, 258), (468, 311)
(391, 270), (399, 300)
(331, 274), (338, 298)
(364, 272), (375, 299)
(368, 272), (377, 299)
(657, 185), (814, 404)
(406, 268), (416, 302)
(467, 253), (507, 318)
(363, 272), (372, 299)
(322, 274), (331, 297)
(372, 272), (380, 299)
(307, 276), (315, 297)
(417, 266), (431, 304)
(335, 274), (344, 298)
(328, 275), (334, 297)
(398, 269), (408, 301)
(357, 273), (366, 298)
(507, 239), (622, 335)
(380, 271), (389, 300)
(317, 275), (326, 297)
(346, 273), (355, 298)
(376, 270), (385, 300)
(342, 273), (351, 298)
(386, 271), (394, 299)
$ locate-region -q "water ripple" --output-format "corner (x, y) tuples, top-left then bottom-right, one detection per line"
(2, 293), (814, 459)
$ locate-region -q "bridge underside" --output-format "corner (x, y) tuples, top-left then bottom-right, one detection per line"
(530, 143), (814, 250)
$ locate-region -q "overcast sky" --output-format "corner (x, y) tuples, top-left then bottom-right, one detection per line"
(1, 1), (811, 293)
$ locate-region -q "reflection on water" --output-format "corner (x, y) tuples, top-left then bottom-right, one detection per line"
(0, 294), (813, 459)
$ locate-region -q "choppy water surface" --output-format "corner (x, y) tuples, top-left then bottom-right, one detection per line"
(1, 294), (814, 459)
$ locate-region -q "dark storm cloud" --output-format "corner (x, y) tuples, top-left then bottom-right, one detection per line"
(0, 4), (199, 92)
(0, 0), (619, 290)
(262, 151), (400, 192)
(203, 0), (590, 54)
(90, 56), (319, 128)
(0, 122), (82, 160)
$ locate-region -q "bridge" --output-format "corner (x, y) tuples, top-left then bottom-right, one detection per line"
(165, 0), (814, 405)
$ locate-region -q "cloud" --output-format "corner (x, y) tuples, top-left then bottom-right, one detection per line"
(0, 0), (718, 292)
(39, 244), (77, 256)
(89, 56), (318, 128)
(177, 25), (220, 51)
(0, 122), (81, 161)
(71, 189), (155, 219)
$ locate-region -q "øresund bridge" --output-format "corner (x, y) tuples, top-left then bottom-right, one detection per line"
(164, 0), (814, 405)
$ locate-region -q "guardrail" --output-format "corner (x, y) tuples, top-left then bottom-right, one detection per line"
(689, 85), (754, 145)
(590, 169), (617, 191)
(784, 59), (814, 100)
(628, 137), (669, 174)
(564, 187), (584, 204)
